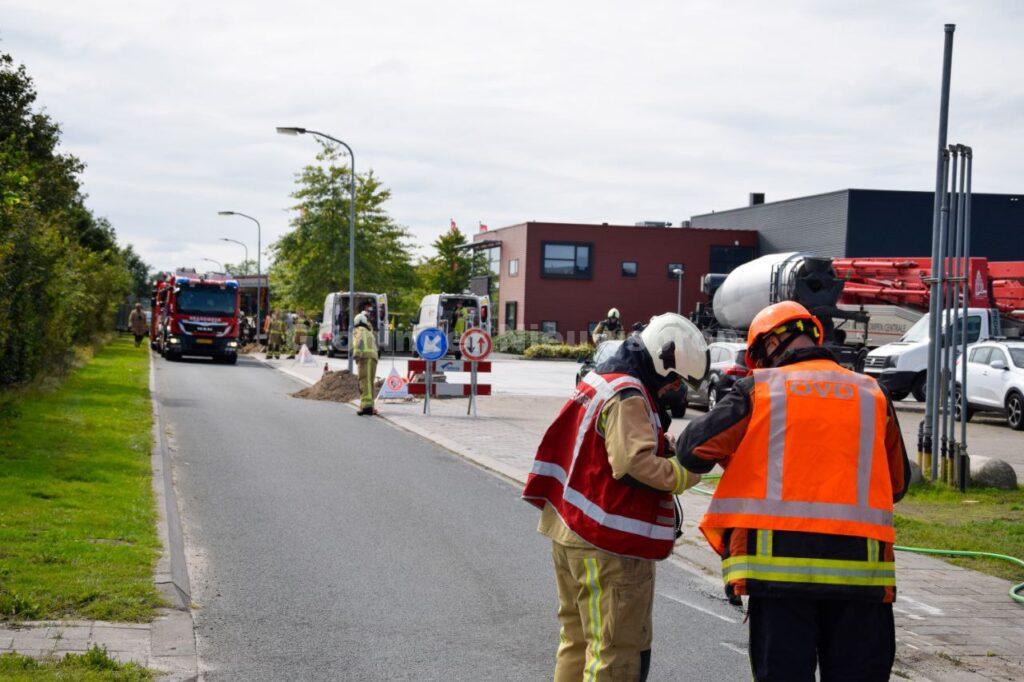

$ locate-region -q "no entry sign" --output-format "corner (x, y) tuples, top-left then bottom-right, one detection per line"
(459, 328), (492, 361)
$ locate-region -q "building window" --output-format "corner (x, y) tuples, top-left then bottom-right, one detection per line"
(504, 301), (518, 330)
(621, 261), (637, 278)
(508, 258), (519, 277)
(483, 245), (501, 276)
(667, 263), (684, 278)
(541, 320), (558, 334)
(709, 245), (755, 274)
(542, 242), (592, 279)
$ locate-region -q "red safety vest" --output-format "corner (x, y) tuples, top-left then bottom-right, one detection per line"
(523, 372), (677, 560)
(701, 358), (895, 556)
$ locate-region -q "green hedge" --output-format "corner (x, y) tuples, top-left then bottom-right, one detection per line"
(523, 343), (592, 360)
(494, 329), (561, 354)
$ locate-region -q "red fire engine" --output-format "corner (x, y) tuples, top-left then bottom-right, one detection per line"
(151, 269), (241, 364)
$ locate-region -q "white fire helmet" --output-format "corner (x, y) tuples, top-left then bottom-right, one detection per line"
(607, 308), (620, 319)
(639, 313), (709, 387)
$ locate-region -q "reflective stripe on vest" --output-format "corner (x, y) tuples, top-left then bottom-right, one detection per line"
(722, 555), (896, 587)
(530, 460), (676, 541)
(703, 362), (894, 549)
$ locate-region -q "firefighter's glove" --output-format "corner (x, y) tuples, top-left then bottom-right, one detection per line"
(670, 459), (701, 495)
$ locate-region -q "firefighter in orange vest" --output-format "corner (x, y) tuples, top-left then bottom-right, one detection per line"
(523, 313), (709, 681)
(676, 301), (910, 681)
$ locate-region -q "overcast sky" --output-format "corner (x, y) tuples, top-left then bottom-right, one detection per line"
(2, 1), (1022, 272)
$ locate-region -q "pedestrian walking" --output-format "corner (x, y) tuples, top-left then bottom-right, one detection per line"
(352, 301), (379, 416)
(676, 301), (910, 681)
(128, 302), (148, 347)
(266, 310), (285, 360)
(523, 313), (710, 681)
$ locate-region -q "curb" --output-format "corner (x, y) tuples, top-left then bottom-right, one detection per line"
(148, 355), (199, 680)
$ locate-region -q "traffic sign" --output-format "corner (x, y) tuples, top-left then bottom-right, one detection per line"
(459, 328), (492, 361)
(377, 366), (408, 399)
(416, 327), (448, 361)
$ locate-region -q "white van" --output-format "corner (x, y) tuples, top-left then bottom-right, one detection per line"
(318, 291), (389, 357)
(412, 293), (490, 357)
(863, 308), (1022, 401)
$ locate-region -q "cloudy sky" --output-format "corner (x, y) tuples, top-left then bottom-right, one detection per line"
(2, 1), (1022, 272)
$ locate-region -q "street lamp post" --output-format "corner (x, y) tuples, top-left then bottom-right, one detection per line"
(220, 238), (249, 270)
(218, 212), (263, 348)
(202, 257), (225, 272)
(672, 267), (685, 315)
(277, 126), (356, 373)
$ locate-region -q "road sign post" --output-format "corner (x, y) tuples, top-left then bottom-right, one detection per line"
(460, 329), (492, 417)
(415, 327), (448, 416)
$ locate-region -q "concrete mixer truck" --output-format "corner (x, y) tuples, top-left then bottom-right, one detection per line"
(692, 252), (870, 371)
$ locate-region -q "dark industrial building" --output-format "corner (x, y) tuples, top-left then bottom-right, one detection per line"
(689, 189), (1024, 260)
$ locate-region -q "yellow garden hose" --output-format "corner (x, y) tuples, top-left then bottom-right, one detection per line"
(687, 479), (1024, 604)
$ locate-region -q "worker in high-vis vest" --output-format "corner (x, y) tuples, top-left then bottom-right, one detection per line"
(352, 302), (379, 416)
(523, 313), (710, 681)
(676, 301), (910, 682)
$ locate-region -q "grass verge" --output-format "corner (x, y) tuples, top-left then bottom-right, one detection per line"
(0, 646), (151, 681)
(895, 482), (1024, 582)
(0, 336), (162, 622)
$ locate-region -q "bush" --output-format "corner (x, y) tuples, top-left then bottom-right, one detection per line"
(523, 343), (592, 360)
(494, 329), (561, 354)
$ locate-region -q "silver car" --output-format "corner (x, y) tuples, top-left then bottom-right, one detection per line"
(687, 342), (749, 410)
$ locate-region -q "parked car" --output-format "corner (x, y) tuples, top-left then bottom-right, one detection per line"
(575, 340), (688, 418)
(687, 342), (749, 411)
(954, 340), (1024, 430)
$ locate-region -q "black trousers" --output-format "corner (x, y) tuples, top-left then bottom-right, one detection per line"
(748, 596), (895, 682)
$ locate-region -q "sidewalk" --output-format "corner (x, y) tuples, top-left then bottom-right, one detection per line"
(272, 355), (1024, 681)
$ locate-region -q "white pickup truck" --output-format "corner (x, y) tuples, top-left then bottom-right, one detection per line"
(863, 308), (1022, 401)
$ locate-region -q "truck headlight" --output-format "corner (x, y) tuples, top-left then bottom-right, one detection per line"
(169, 337), (180, 344)
(227, 341), (238, 348)
(884, 355), (896, 368)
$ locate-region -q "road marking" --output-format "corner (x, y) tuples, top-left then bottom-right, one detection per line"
(657, 592), (739, 623)
(897, 595), (944, 616)
(721, 642), (747, 656)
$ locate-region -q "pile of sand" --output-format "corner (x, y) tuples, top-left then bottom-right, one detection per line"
(291, 370), (383, 403)
(239, 343), (262, 355)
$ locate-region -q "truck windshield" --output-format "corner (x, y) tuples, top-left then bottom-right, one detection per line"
(901, 314), (981, 343)
(176, 288), (236, 316)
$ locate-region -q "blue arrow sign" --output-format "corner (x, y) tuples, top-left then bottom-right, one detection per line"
(416, 327), (448, 361)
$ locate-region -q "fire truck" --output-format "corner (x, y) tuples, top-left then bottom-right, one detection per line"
(151, 269), (241, 364)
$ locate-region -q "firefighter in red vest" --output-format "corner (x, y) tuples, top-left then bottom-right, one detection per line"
(523, 313), (709, 681)
(676, 301), (910, 681)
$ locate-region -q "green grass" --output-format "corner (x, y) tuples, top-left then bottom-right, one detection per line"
(0, 336), (162, 622)
(895, 482), (1024, 582)
(0, 646), (151, 681)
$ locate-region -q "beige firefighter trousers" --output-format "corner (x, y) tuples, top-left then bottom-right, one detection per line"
(551, 541), (654, 682)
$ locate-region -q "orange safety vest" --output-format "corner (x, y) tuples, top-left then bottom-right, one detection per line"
(523, 372), (677, 560)
(701, 358), (894, 556)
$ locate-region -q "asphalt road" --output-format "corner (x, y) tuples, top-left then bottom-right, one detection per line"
(153, 353), (750, 681)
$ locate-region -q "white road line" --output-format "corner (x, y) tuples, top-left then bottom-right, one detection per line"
(657, 592), (739, 624)
(897, 595), (944, 616)
(721, 642), (747, 656)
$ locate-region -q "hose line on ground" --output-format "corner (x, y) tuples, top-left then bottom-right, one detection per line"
(687, 485), (1024, 605)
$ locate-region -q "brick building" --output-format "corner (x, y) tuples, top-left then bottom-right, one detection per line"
(472, 222), (758, 340)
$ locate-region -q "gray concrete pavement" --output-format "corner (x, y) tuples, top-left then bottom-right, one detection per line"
(153, 354), (752, 680)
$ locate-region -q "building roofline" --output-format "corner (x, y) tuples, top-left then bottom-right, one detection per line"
(473, 221), (757, 240)
(691, 187), (1024, 220)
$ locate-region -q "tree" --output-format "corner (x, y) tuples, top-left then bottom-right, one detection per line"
(0, 51), (135, 386)
(424, 225), (473, 293)
(269, 144), (418, 315)
(121, 243), (152, 300)
(224, 258), (258, 276)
